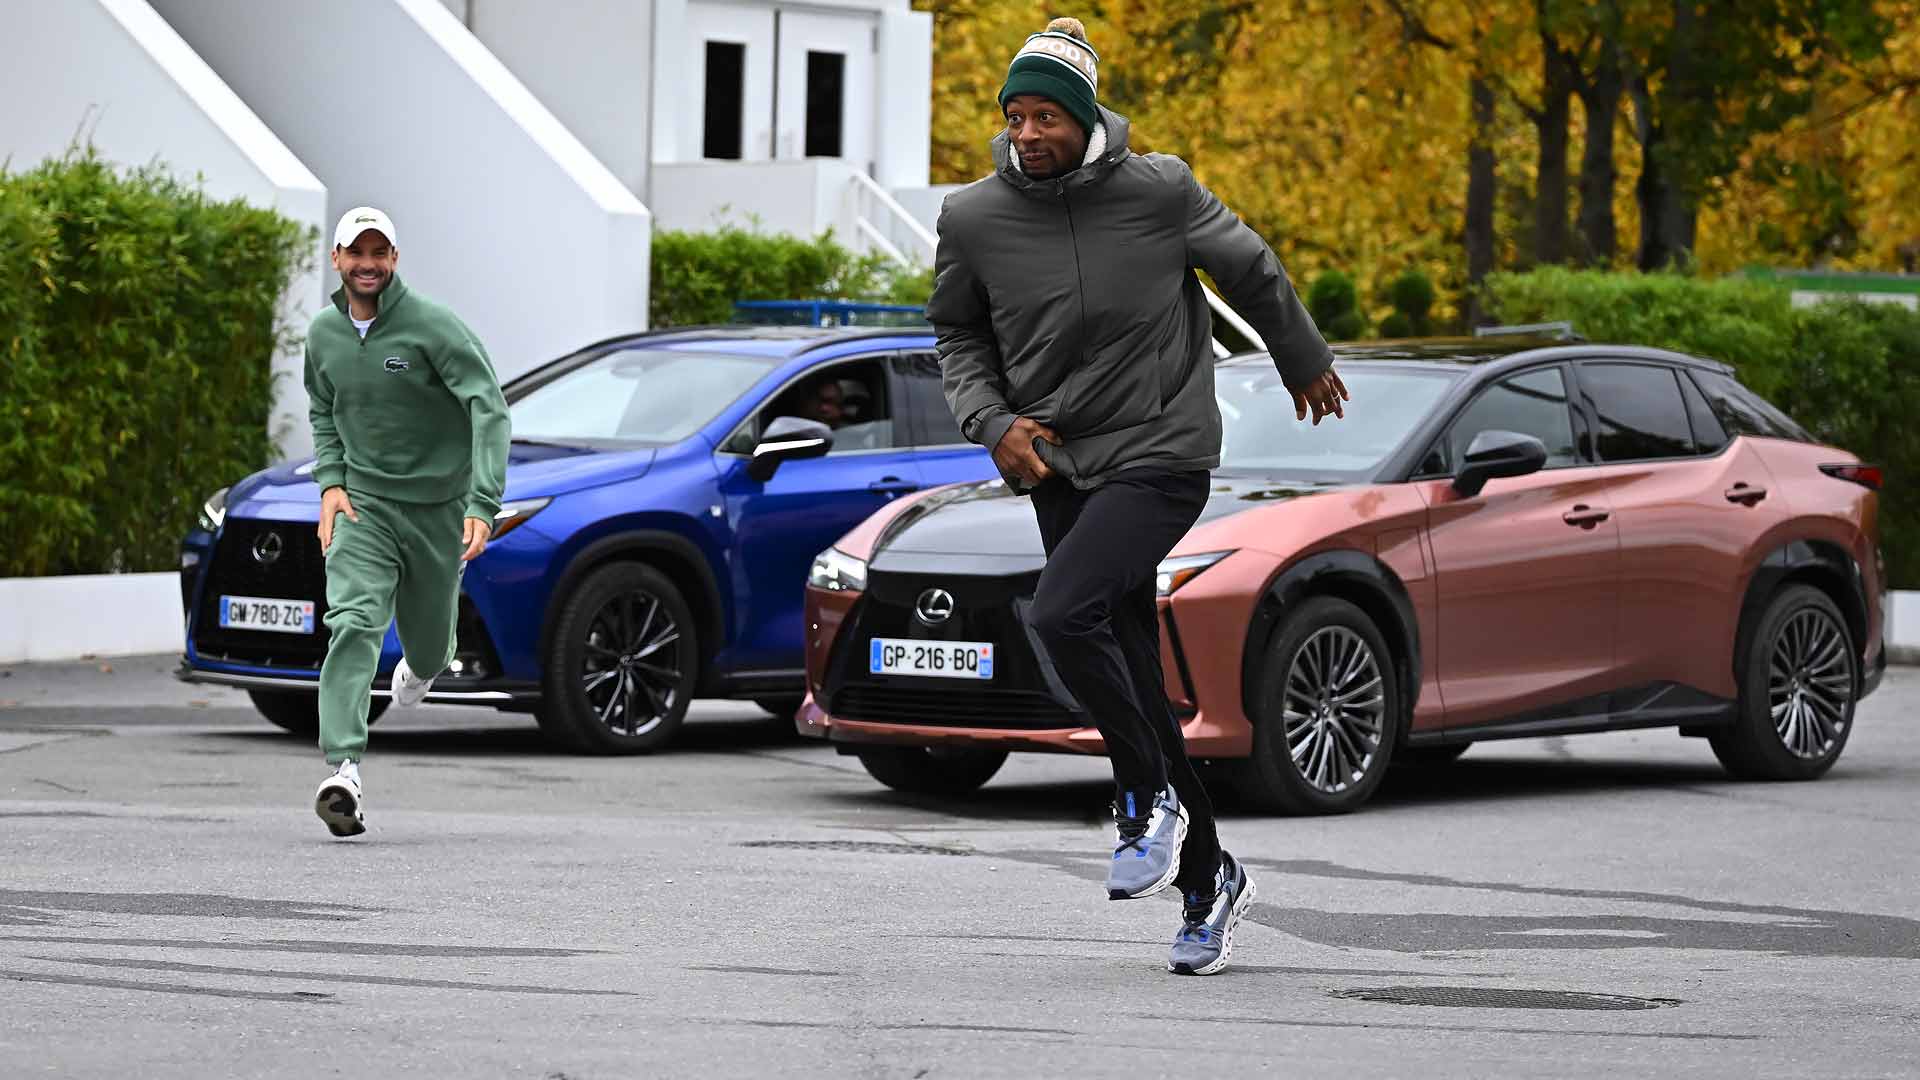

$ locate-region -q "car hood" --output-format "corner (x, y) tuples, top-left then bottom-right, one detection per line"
(227, 442), (655, 521)
(868, 473), (1339, 573)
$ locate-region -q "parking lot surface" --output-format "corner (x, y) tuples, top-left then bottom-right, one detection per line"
(2, 655), (1916, 1077)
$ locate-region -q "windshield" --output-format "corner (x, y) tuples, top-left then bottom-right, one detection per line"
(508, 348), (780, 446)
(1216, 365), (1458, 478)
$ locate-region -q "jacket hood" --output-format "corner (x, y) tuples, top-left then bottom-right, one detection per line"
(992, 105), (1133, 193)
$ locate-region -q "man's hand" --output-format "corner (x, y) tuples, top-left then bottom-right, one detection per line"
(1293, 367), (1351, 425)
(318, 486), (357, 553)
(991, 417), (1063, 488)
(461, 516), (492, 562)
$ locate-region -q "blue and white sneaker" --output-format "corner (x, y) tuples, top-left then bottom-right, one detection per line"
(1107, 786), (1188, 900)
(1169, 850), (1256, 976)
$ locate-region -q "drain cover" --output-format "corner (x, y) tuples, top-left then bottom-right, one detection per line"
(1332, 986), (1682, 1011)
(738, 840), (972, 857)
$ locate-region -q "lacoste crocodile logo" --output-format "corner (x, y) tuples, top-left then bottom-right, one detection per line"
(384, 356), (409, 373)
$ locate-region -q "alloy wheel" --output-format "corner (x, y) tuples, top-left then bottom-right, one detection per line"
(1767, 607), (1853, 759)
(1283, 626), (1387, 794)
(580, 589), (685, 739)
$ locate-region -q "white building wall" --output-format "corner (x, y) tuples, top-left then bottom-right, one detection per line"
(463, 0), (654, 201)
(0, 0), (328, 459)
(874, 6), (932, 190)
(153, 0), (652, 385)
(651, 158), (859, 240)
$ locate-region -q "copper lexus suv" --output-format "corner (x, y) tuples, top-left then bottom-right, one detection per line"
(796, 340), (1887, 813)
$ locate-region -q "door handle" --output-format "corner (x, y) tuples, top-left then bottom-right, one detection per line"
(868, 477), (919, 497)
(1724, 483), (1768, 506)
(1562, 504), (1610, 529)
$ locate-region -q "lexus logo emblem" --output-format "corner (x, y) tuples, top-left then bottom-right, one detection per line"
(252, 530), (284, 565)
(915, 587), (955, 626)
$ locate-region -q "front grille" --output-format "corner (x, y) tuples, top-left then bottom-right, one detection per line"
(192, 519), (330, 668)
(834, 684), (1080, 730)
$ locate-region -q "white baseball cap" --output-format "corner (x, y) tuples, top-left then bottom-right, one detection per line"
(333, 206), (397, 249)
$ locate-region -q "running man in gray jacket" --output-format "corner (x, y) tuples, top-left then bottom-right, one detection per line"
(929, 16), (1348, 975)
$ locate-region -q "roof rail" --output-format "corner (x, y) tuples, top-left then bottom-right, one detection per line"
(1474, 320), (1584, 342)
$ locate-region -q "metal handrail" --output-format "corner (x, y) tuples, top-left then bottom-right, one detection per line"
(849, 170), (936, 265)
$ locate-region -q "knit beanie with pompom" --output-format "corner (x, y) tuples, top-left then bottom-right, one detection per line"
(998, 17), (1099, 134)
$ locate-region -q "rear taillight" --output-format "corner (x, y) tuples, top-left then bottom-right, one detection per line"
(1820, 463), (1883, 490)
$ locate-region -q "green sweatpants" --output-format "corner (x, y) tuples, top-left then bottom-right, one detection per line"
(319, 490), (466, 763)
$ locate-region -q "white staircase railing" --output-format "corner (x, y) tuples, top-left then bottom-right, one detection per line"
(850, 170), (937, 268)
(854, 169), (1252, 358)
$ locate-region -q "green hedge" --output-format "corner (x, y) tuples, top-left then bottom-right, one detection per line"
(650, 224), (931, 327)
(1485, 268), (1920, 588)
(0, 147), (311, 577)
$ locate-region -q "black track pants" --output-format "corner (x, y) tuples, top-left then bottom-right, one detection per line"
(1028, 468), (1219, 893)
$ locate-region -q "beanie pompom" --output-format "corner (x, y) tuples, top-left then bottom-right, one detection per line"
(1046, 16), (1088, 42)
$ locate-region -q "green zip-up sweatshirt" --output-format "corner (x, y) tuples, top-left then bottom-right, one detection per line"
(304, 275), (510, 521)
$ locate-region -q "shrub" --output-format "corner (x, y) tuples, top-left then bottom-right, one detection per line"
(650, 224), (930, 327)
(1306, 270), (1365, 340)
(1485, 267), (1920, 588)
(1387, 269), (1436, 336)
(0, 147), (311, 577)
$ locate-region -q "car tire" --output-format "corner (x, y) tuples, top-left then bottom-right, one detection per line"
(1710, 584), (1856, 781)
(1394, 742), (1470, 767)
(536, 561), (699, 755)
(249, 690), (387, 737)
(1231, 596), (1401, 815)
(856, 746), (1008, 795)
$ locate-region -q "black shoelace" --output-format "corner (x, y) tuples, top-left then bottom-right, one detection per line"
(1114, 813), (1150, 855)
(1180, 890), (1219, 940)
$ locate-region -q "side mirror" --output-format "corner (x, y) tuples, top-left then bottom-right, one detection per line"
(1452, 429), (1548, 497)
(747, 416), (833, 482)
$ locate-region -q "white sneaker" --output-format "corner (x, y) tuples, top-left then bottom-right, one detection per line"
(314, 763), (365, 837)
(392, 657), (437, 707)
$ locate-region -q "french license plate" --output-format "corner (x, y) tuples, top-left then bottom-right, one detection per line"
(869, 638), (994, 680)
(218, 595), (316, 634)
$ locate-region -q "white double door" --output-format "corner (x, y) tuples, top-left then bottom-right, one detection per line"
(686, 1), (875, 170)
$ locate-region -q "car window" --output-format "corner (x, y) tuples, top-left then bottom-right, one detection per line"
(896, 352), (965, 446)
(1689, 369), (1812, 443)
(1439, 367), (1578, 473)
(724, 358), (900, 454)
(510, 348), (779, 445)
(1678, 369), (1729, 453)
(1217, 366), (1457, 478)
(1580, 362), (1696, 462)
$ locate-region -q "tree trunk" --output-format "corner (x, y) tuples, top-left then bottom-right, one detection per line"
(1466, 72), (1497, 325)
(1575, 41), (1623, 265)
(1534, 34), (1574, 266)
(1632, 73), (1670, 271)
(1637, 0), (1704, 269)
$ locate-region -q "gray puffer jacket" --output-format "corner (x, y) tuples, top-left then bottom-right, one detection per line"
(929, 105), (1333, 491)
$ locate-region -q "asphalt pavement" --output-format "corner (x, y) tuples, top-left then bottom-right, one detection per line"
(2, 654), (1916, 1078)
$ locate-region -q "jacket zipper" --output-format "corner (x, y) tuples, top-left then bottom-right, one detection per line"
(1058, 180), (1091, 388)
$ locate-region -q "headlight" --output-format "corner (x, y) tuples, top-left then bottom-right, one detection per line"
(1156, 551), (1232, 597)
(198, 487), (229, 531)
(490, 497), (552, 540)
(809, 547), (868, 592)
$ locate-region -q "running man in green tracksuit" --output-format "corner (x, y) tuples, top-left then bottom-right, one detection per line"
(305, 206), (510, 837)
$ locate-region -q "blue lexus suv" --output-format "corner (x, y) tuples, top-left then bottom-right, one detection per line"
(178, 326), (995, 753)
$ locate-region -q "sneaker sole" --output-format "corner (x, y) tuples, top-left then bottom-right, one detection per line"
(1108, 809), (1190, 901)
(314, 783), (365, 838)
(1168, 877), (1256, 976)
